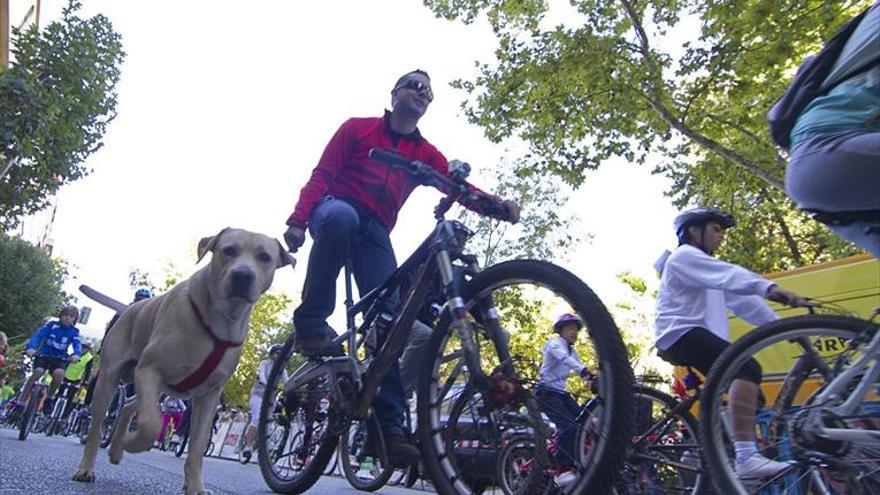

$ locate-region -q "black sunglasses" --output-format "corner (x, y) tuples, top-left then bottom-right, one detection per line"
(395, 79), (434, 102)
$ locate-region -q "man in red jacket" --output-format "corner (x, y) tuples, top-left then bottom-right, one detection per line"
(283, 69), (519, 467)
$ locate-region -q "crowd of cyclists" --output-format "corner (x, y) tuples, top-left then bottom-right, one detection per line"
(1, 3), (877, 494)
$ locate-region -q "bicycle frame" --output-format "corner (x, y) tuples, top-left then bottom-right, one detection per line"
(286, 215), (508, 421)
(805, 321), (880, 446)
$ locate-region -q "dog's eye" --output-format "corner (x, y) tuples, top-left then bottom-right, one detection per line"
(257, 252), (272, 263)
(222, 246), (238, 257)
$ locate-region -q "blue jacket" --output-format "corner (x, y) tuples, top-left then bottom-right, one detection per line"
(26, 320), (82, 359)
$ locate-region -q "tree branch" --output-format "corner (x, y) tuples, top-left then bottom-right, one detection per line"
(770, 206), (802, 265)
(618, 0), (784, 191)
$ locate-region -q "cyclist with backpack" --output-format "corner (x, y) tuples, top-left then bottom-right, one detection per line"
(654, 208), (808, 482)
(769, 2), (879, 256)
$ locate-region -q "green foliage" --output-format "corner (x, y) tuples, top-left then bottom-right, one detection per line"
(0, 0), (125, 229)
(424, 0), (868, 270)
(459, 159), (587, 265)
(0, 234), (68, 343)
(223, 292), (294, 408)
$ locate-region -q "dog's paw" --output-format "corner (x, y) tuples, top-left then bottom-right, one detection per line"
(182, 486), (213, 495)
(108, 448), (123, 465)
(72, 469), (96, 483)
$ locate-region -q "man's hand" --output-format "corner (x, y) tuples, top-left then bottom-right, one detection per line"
(767, 286), (810, 307)
(283, 225), (306, 253)
(502, 200), (521, 224)
(69, 355), (80, 363)
(25, 348), (35, 358)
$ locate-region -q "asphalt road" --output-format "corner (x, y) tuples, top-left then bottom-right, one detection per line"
(0, 427), (422, 494)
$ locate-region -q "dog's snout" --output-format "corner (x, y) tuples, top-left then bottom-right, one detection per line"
(230, 268), (255, 295)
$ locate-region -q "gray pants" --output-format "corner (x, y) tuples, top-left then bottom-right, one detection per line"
(400, 319), (434, 394)
(786, 130), (880, 257)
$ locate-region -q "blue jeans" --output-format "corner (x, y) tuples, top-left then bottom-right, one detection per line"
(537, 387), (581, 465)
(293, 198), (406, 435)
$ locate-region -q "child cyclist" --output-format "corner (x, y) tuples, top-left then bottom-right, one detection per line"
(535, 313), (598, 488)
(22, 306), (82, 412)
(241, 343), (288, 462)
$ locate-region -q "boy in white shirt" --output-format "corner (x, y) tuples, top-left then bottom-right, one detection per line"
(655, 207), (807, 482)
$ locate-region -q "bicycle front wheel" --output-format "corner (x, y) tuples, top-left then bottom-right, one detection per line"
(700, 314), (879, 495)
(257, 332), (338, 494)
(18, 392), (40, 441)
(417, 259), (634, 495)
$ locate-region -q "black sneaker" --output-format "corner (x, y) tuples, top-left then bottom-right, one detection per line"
(293, 326), (344, 357)
(385, 434), (419, 469)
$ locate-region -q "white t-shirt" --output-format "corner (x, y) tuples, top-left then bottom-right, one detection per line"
(654, 245), (779, 350)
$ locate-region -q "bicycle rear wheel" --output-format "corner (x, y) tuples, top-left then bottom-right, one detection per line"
(338, 412), (394, 491)
(617, 385), (706, 495)
(700, 314), (879, 495)
(417, 259), (634, 495)
(257, 332), (338, 493)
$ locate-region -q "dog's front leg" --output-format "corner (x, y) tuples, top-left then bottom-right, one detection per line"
(123, 365), (162, 453)
(73, 365), (120, 482)
(108, 398), (138, 464)
(183, 387), (222, 495)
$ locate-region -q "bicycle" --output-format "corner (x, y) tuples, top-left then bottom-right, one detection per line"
(256, 148), (634, 495)
(176, 402), (223, 458)
(44, 380), (80, 437)
(18, 355), (56, 441)
(699, 307), (880, 494)
(99, 381), (134, 448)
(64, 391), (92, 445)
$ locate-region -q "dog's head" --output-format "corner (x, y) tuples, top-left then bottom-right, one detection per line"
(197, 228), (295, 305)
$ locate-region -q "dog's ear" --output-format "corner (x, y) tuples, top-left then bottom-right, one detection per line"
(197, 228), (230, 263)
(276, 240), (296, 269)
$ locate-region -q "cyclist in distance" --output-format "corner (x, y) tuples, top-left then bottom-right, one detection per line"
(282, 69), (520, 467)
(21, 306), (82, 412)
(535, 313), (598, 489)
(241, 343), (288, 462)
(60, 340), (95, 418)
(654, 208), (808, 482)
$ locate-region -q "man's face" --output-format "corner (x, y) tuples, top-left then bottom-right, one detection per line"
(392, 72), (432, 117)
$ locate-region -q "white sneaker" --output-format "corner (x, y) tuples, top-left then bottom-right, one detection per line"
(736, 453), (795, 480)
(553, 471), (578, 489)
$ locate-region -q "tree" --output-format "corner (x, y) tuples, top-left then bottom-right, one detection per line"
(0, 0), (125, 229)
(457, 158), (588, 266)
(424, 0), (868, 271)
(0, 234), (69, 343)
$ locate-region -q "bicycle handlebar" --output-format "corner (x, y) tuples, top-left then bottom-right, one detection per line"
(368, 148), (513, 223)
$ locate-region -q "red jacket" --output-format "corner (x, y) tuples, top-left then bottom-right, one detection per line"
(288, 112), (484, 230)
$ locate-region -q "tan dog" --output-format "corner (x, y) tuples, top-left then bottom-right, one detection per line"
(73, 228), (294, 495)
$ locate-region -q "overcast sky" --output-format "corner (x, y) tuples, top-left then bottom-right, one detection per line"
(12, 0), (679, 340)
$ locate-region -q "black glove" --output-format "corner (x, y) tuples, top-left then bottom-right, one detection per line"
(283, 225), (306, 253)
